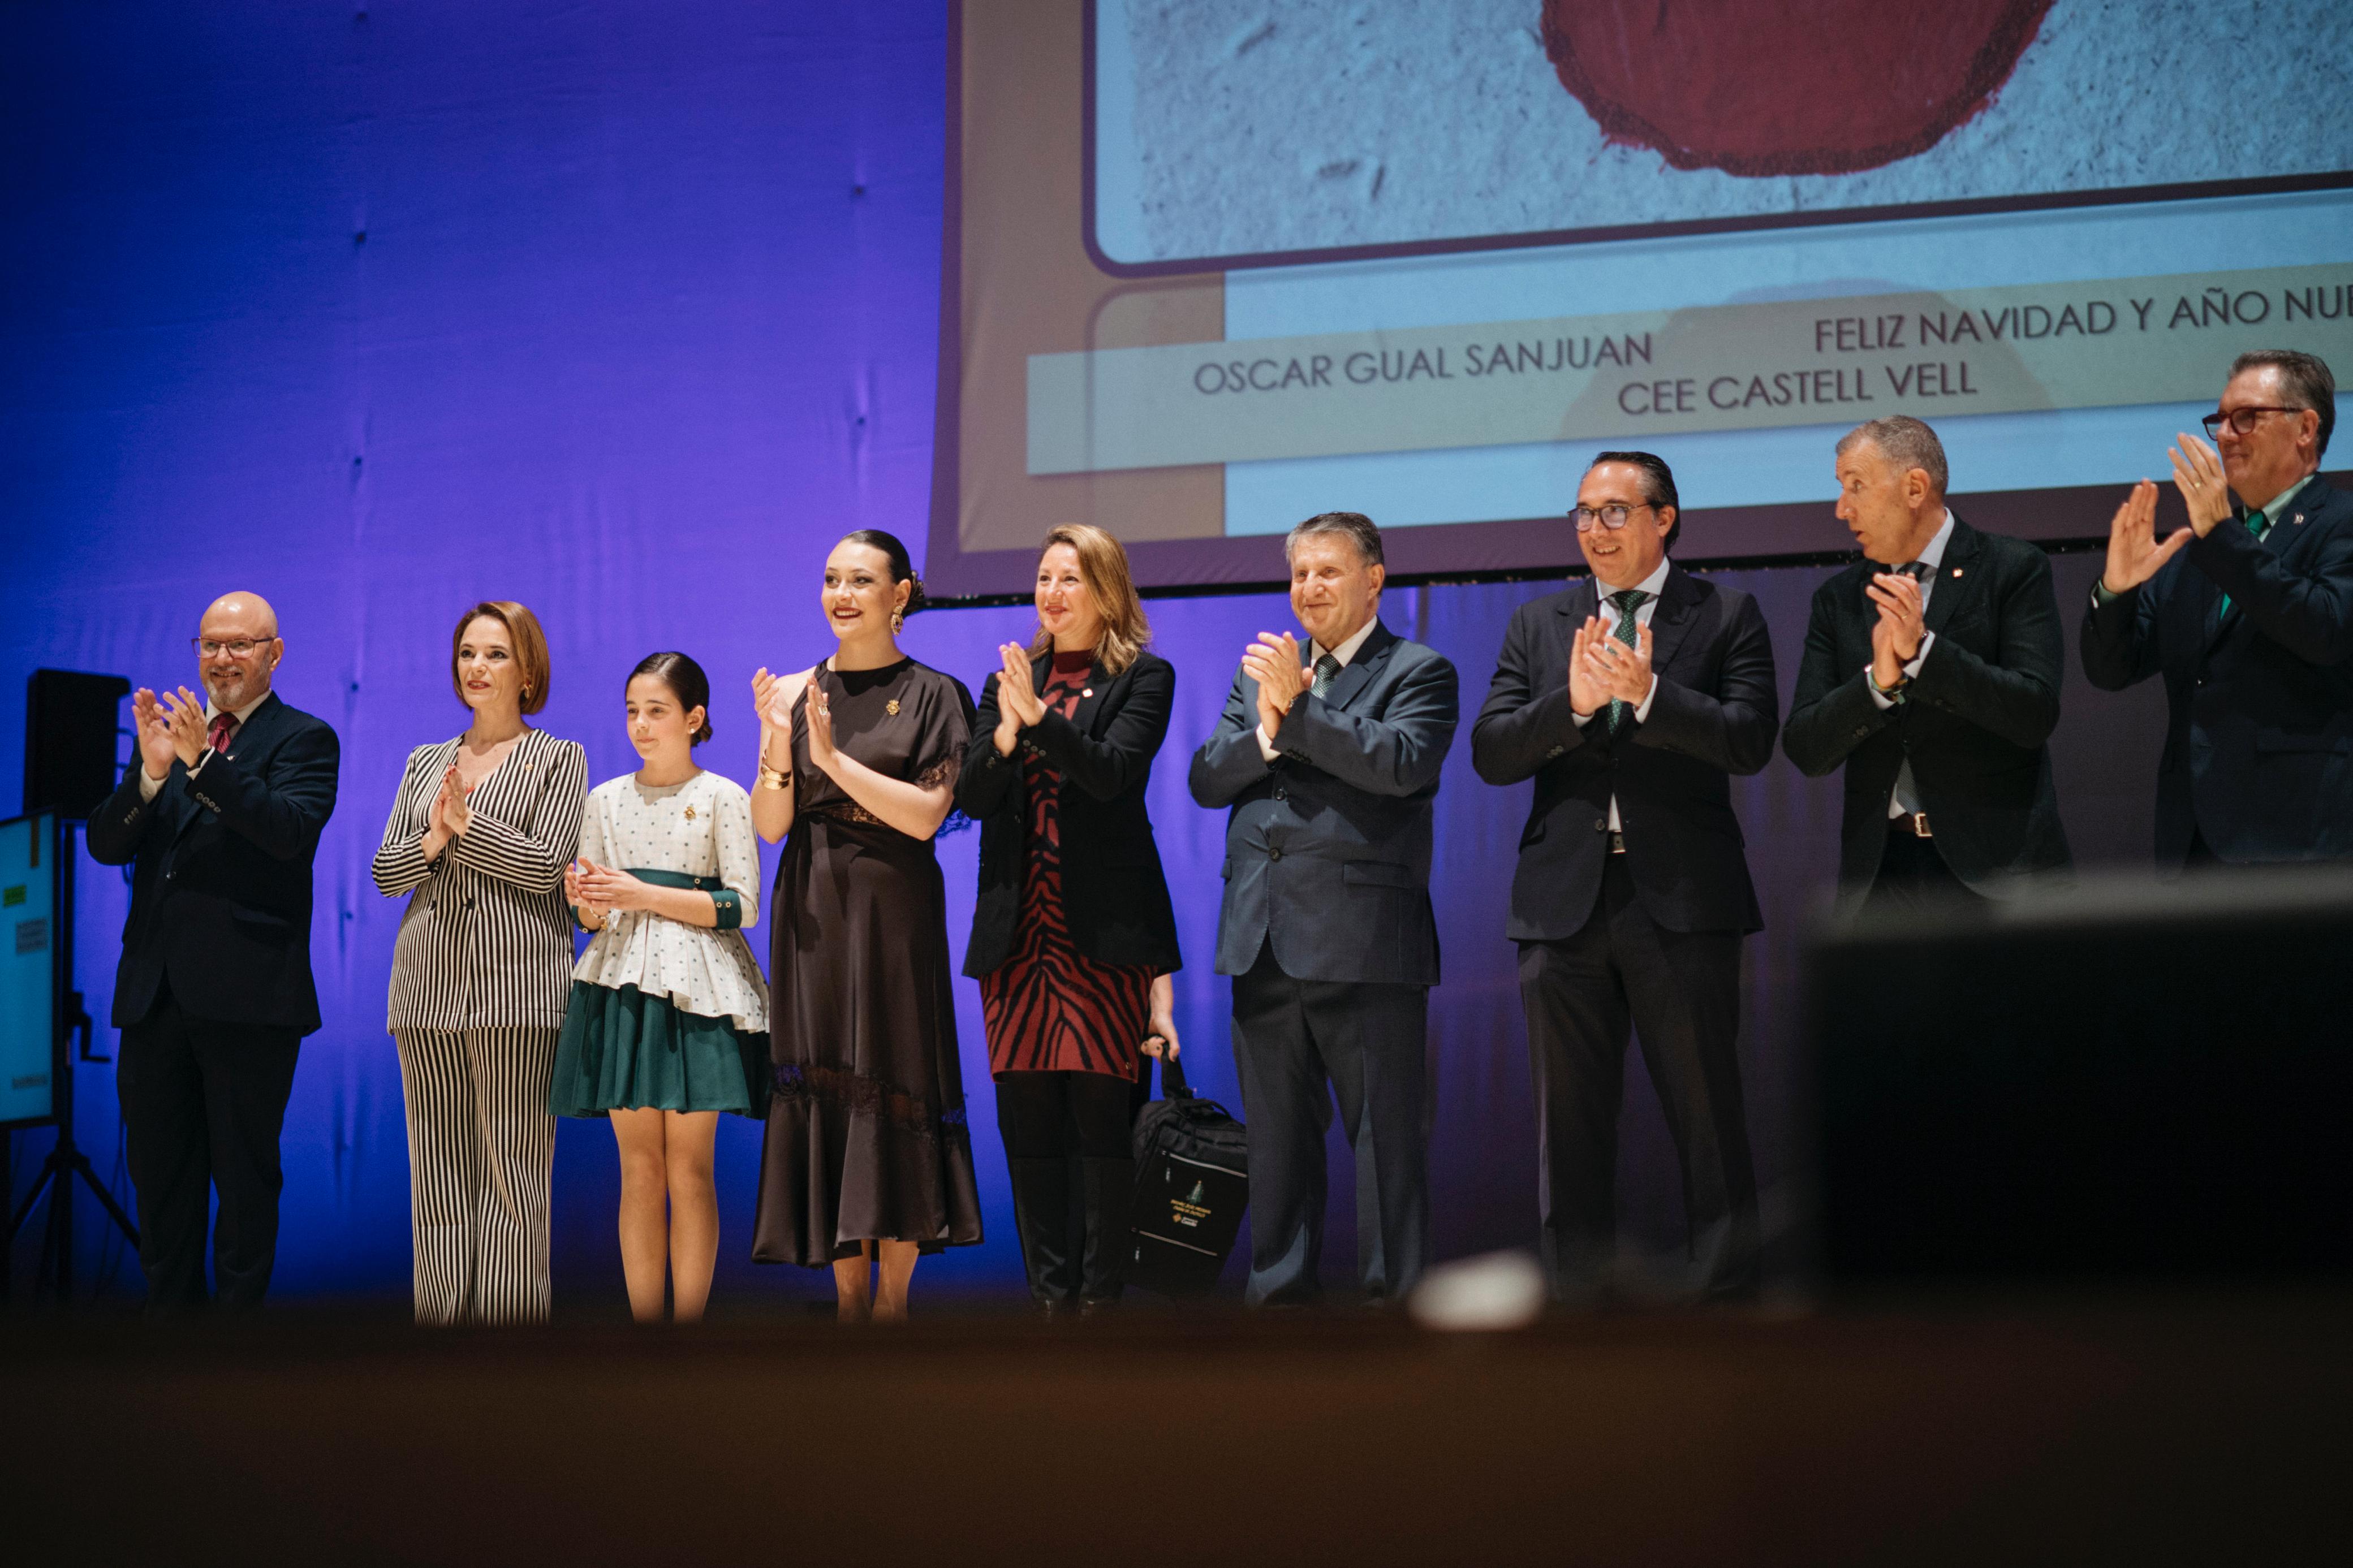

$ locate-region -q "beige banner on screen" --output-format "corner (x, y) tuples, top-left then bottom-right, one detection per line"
(1027, 265), (2353, 476)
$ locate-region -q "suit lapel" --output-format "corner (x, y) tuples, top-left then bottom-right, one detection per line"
(1921, 520), (1982, 639)
(168, 693), (289, 845)
(467, 729), (540, 828)
(1067, 656), (1109, 735)
(1320, 620), (1396, 712)
(1554, 578), (1601, 670)
(1646, 567), (1701, 674)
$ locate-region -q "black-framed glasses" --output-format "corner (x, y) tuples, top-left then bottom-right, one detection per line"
(191, 638), (268, 658)
(1570, 502), (1654, 533)
(2201, 405), (2300, 438)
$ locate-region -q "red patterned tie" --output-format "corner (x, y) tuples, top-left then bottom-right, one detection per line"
(207, 712), (238, 755)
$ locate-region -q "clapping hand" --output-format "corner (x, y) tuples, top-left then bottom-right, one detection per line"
(1241, 632), (1305, 736)
(156, 686), (210, 767)
(997, 643), (1046, 728)
(753, 666), (798, 771)
(805, 683), (839, 775)
(2167, 431), (2234, 537)
(1866, 571), (1926, 690)
(1565, 620), (1610, 717)
(428, 765), (473, 837)
(131, 688), (180, 779)
(1584, 619), (1654, 707)
(2099, 479), (2187, 595)
(563, 860), (609, 925)
(572, 857), (650, 914)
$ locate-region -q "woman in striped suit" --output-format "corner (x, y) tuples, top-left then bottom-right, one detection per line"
(372, 601), (587, 1325)
(958, 525), (1183, 1315)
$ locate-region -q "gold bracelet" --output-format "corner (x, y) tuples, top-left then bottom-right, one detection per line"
(758, 764), (794, 791)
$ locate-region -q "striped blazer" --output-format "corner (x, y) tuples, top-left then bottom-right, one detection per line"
(371, 728), (588, 1034)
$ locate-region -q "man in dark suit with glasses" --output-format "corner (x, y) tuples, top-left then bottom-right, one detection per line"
(86, 591), (339, 1314)
(2082, 349), (2353, 871)
(1473, 452), (1775, 1303)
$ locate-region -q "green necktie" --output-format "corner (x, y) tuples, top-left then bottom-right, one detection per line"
(2218, 508), (2271, 620)
(1310, 652), (1339, 698)
(1605, 589), (1649, 736)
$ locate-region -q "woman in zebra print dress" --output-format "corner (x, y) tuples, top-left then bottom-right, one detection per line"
(373, 602), (586, 1326)
(958, 525), (1183, 1315)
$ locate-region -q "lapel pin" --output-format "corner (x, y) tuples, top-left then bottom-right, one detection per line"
(885, 698), (900, 716)
(2293, 513), (2305, 526)
(1081, 688), (1093, 698)
(1951, 568), (1963, 577)
(684, 805), (697, 822)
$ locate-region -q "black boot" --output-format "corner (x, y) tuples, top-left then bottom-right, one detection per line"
(1007, 1157), (1078, 1309)
(1077, 1155), (1136, 1308)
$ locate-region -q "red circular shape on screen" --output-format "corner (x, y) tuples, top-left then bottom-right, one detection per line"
(1541, 0), (2054, 178)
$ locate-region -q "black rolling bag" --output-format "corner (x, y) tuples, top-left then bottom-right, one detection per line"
(1127, 1053), (1248, 1296)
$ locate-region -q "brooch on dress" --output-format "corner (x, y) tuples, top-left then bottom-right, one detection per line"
(684, 805), (697, 822)
(885, 699), (901, 716)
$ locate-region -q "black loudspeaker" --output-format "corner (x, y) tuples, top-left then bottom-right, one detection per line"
(24, 669), (131, 821)
(1811, 869), (2353, 1282)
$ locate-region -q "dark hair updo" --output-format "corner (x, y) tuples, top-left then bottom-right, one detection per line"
(839, 528), (928, 617)
(627, 651), (713, 745)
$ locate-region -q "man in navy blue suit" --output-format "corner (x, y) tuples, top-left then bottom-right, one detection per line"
(2082, 350), (2353, 871)
(86, 592), (340, 1312)
(1190, 512), (1458, 1306)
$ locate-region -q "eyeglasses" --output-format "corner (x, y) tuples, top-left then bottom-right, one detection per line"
(1570, 502), (1653, 532)
(192, 638), (269, 658)
(2201, 405), (2302, 438)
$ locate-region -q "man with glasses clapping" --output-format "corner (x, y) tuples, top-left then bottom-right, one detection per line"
(2083, 350), (2353, 871)
(86, 592), (341, 1314)
(1472, 452), (1777, 1304)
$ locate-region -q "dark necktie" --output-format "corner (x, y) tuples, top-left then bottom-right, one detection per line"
(2218, 510), (2270, 620)
(1309, 652), (1339, 699)
(1899, 559), (1933, 585)
(1605, 589), (1649, 736)
(207, 712), (238, 755)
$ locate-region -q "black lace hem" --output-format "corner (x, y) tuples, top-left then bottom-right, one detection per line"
(771, 1061), (969, 1140)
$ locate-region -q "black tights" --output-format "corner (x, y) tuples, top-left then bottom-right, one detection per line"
(995, 1070), (1134, 1160)
(994, 1070), (1136, 1305)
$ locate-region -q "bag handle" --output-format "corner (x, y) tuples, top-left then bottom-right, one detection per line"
(1158, 1049), (1193, 1100)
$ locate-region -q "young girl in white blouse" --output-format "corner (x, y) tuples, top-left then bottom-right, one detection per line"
(550, 652), (769, 1323)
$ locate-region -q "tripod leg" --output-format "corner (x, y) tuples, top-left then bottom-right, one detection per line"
(8, 1163), (58, 1239)
(74, 1157), (140, 1247)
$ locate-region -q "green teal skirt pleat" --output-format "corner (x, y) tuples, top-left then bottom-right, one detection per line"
(549, 982), (770, 1118)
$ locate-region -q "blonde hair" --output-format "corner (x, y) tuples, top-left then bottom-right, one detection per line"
(452, 601), (551, 716)
(1027, 524), (1151, 676)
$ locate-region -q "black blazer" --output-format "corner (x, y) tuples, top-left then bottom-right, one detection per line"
(84, 692), (342, 1033)
(2080, 476), (2353, 870)
(1782, 517), (2071, 917)
(1188, 619), (1459, 985)
(1472, 566), (1777, 940)
(958, 648), (1181, 977)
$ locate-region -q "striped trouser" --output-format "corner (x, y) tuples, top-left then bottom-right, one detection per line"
(392, 1027), (559, 1326)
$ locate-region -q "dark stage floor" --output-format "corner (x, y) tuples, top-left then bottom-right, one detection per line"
(7, 1289), (2348, 1565)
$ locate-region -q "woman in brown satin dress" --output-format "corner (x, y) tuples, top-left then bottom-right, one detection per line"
(748, 529), (980, 1321)
(958, 525), (1183, 1315)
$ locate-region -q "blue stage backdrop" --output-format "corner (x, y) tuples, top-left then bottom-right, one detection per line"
(2, 3), (2175, 1307)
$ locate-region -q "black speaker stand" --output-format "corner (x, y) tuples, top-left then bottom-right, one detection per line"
(6, 821), (138, 1300)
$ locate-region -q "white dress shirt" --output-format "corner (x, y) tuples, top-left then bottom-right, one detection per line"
(1863, 508), (1954, 818)
(1256, 615), (1378, 761)
(1570, 555), (1671, 832)
(139, 689), (271, 801)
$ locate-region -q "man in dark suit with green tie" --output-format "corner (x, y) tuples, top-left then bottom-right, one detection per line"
(1783, 416), (2072, 919)
(2081, 350), (2353, 871)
